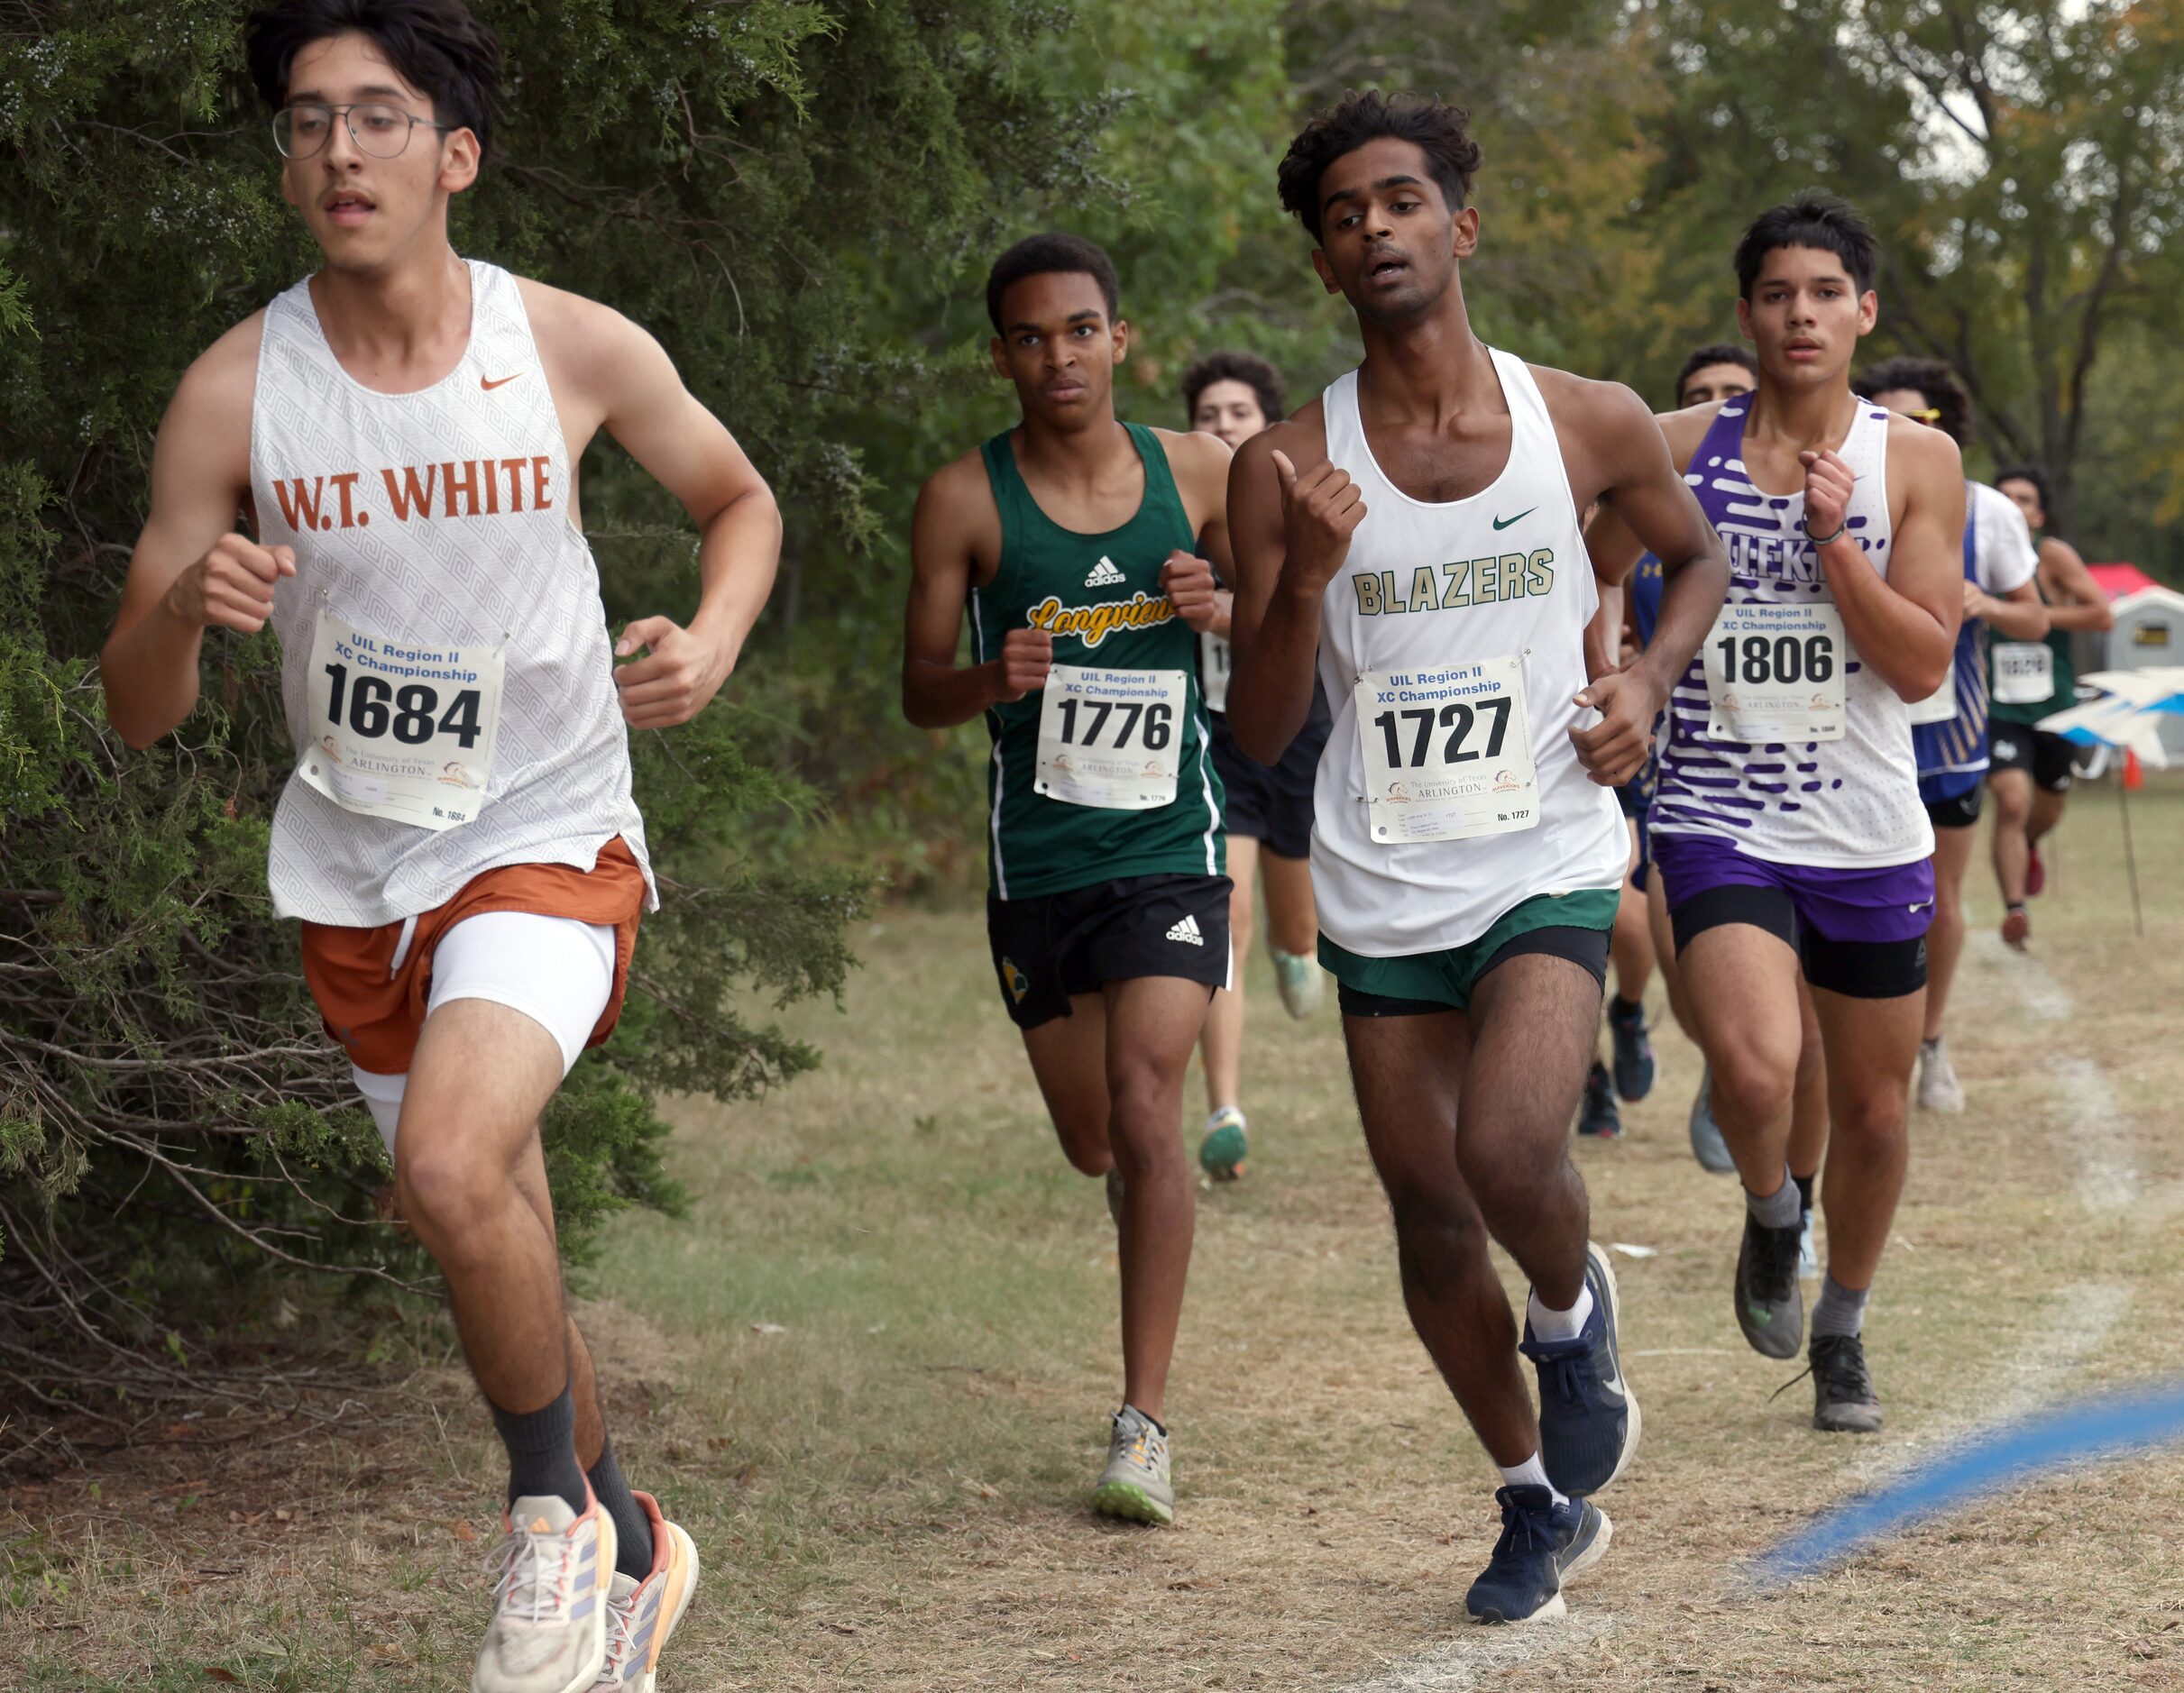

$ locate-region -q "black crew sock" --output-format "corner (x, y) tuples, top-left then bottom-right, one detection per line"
(488, 1385), (588, 1517)
(1792, 1171), (1815, 1214)
(1610, 994), (1644, 1023)
(587, 1436), (656, 1581)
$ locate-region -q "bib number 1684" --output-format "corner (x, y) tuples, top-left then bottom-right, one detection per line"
(323, 663), (485, 747)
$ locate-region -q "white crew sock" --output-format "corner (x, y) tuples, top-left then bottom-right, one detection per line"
(1526, 1282), (1595, 1344)
(1497, 1452), (1567, 1505)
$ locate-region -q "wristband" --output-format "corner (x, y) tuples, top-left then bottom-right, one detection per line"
(1805, 519), (1847, 547)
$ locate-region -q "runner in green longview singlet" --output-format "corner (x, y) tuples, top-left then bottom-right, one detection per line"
(971, 423), (1223, 898)
(1985, 574), (2074, 728)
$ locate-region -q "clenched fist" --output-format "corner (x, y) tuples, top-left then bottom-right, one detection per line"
(1271, 450), (1366, 592)
(166, 533), (295, 635)
(995, 626), (1054, 702)
(614, 615), (734, 730)
(1159, 550), (1224, 633)
(1799, 447), (1856, 543)
(1568, 669), (1660, 788)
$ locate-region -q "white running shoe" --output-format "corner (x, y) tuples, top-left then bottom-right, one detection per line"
(474, 1486), (617, 1693)
(1270, 947), (1324, 1020)
(1917, 1038), (1965, 1113)
(593, 1492), (699, 1691)
(1091, 1405), (1173, 1525)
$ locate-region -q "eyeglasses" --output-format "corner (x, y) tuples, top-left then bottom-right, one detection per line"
(273, 102), (451, 160)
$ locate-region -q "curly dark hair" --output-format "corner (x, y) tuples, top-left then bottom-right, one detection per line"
(1180, 351), (1285, 428)
(1735, 190), (1878, 299)
(984, 232), (1120, 334)
(1995, 464), (2053, 523)
(1674, 342), (1757, 407)
(1855, 354), (1972, 447)
(246, 0), (503, 163)
(1277, 91), (1482, 243)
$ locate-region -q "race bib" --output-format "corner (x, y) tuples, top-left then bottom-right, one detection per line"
(299, 609), (505, 831)
(1354, 655), (1539, 845)
(1703, 602), (1847, 742)
(1908, 673), (1958, 725)
(1034, 663), (1186, 810)
(1199, 630), (1232, 715)
(1992, 641), (2054, 705)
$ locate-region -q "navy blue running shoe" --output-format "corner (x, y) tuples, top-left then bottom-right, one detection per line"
(1607, 997), (1655, 1102)
(1520, 1241), (1641, 1496)
(1464, 1486), (1610, 1624)
(1576, 1061), (1621, 1139)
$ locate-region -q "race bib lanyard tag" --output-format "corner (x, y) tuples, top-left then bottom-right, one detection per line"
(1034, 663), (1186, 810)
(1908, 672), (1959, 725)
(1992, 641), (2054, 705)
(1702, 602), (1847, 742)
(300, 609), (505, 831)
(1199, 630), (1232, 714)
(1354, 654), (1539, 845)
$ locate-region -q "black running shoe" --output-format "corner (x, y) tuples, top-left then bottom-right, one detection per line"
(1607, 997), (1655, 1102)
(1464, 1485), (1610, 1624)
(1734, 1209), (1804, 1359)
(1809, 1332), (1884, 1433)
(1521, 1241), (1641, 1497)
(1576, 1061), (1621, 1139)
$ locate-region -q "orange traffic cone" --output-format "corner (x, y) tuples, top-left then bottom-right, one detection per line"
(2124, 747), (2145, 792)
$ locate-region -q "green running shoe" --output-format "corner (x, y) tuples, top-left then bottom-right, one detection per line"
(1199, 1106), (1248, 1181)
(1091, 1405), (1173, 1525)
(1270, 947), (1324, 1020)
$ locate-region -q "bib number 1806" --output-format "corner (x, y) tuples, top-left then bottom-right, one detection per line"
(323, 663), (485, 748)
(1371, 696), (1512, 770)
(1711, 633), (1836, 688)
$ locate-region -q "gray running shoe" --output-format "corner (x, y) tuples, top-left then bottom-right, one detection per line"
(473, 1490), (615, 1693)
(1916, 1037), (1965, 1113)
(1091, 1405), (1173, 1525)
(1808, 1333), (1884, 1433)
(1734, 1211), (1805, 1359)
(1688, 1067), (1735, 1174)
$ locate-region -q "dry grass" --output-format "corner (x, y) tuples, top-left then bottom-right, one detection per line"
(7, 786), (2183, 1690)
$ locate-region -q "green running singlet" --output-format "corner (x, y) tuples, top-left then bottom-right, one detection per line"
(1987, 572), (2076, 727)
(971, 424), (1225, 900)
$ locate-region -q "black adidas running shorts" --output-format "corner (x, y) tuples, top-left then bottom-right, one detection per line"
(986, 874), (1232, 1031)
(1987, 726), (2078, 794)
(1208, 709), (1327, 861)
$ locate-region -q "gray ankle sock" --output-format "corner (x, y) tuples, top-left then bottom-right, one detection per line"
(1811, 1275), (1870, 1340)
(489, 1385), (588, 1515)
(586, 1435), (656, 1581)
(1745, 1167), (1802, 1230)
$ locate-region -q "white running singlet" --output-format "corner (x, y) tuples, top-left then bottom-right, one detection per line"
(1652, 398), (1932, 868)
(251, 261), (655, 926)
(1309, 353), (1626, 956)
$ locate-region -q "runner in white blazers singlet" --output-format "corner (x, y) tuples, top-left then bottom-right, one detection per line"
(1226, 91), (1728, 1626)
(99, 6), (776, 1689)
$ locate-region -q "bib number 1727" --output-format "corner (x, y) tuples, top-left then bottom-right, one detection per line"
(1370, 692), (1514, 771)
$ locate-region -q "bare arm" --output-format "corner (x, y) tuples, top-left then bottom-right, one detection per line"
(2038, 538), (2115, 634)
(1156, 427), (1234, 639)
(576, 308), (781, 729)
(101, 326), (288, 750)
(1807, 424), (1961, 700)
(1225, 412), (1351, 764)
(901, 458), (1048, 729)
(1972, 579), (2049, 642)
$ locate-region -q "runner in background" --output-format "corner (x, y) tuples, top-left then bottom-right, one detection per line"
(1856, 360), (2045, 1110)
(1183, 352), (1331, 1180)
(1987, 464), (2114, 949)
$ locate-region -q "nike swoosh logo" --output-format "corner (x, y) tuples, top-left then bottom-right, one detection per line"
(1491, 508), (1537, 531)
(481, 371), (526, 390)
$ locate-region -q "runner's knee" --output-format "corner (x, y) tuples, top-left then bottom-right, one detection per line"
(1385, 1182), (1490, 1295)
(396, 1138), (510, 1249)
(1709, 1044), (1797, 1130)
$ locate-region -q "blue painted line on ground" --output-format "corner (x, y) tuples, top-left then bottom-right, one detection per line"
(1753, 1382), (2184, 1584)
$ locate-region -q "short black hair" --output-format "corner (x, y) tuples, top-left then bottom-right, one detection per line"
(1995, 463), (2052, 516)
(985, 233), (1120, 334)
(1673, 343), (1757, 407)
(1181, 352), (1285, 428)
(246, 0), (503, 162)
(1854, 355), (1972, 446)
(1278, 90), (1482, 243)
(1734, 191), (1878, 300)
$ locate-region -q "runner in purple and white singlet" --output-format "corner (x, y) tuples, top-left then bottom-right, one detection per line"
(1587, 194), (1965, 1436)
